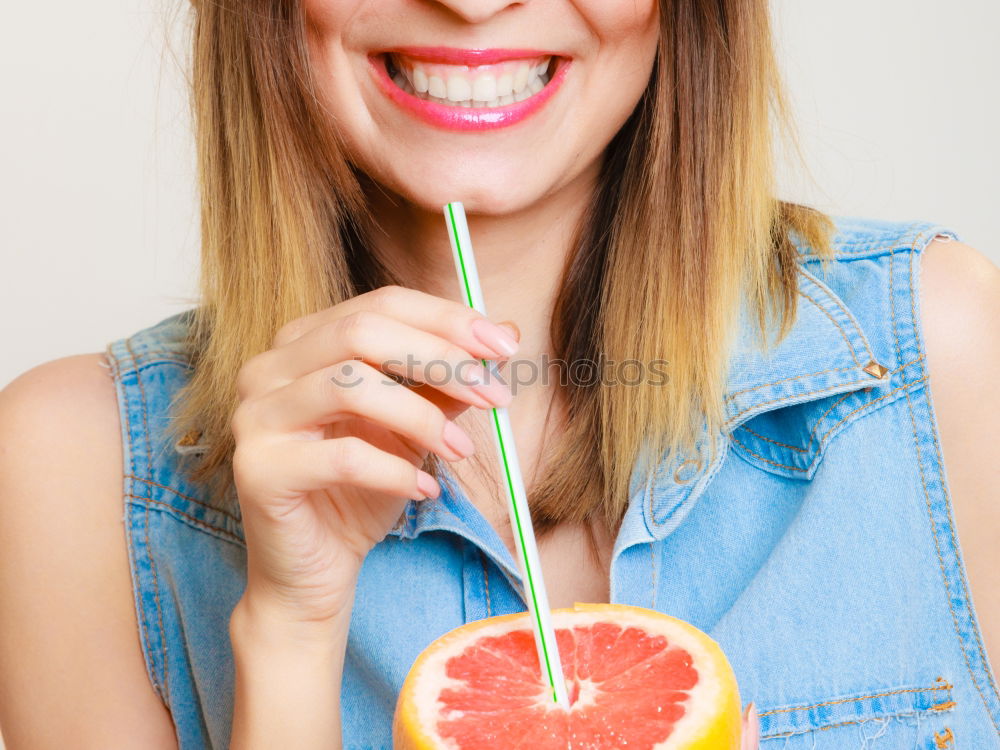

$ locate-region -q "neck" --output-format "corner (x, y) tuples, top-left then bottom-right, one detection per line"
(362, 165), (599, 361)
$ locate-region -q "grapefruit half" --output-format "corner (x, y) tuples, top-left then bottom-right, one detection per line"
(394, 603), (742, 749)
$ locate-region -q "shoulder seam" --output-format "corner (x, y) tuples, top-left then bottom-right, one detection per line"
(797, 218), (961, 261)
(893, 233), (1000, 733)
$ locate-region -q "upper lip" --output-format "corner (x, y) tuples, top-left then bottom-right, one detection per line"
(377, 46), (565, 66)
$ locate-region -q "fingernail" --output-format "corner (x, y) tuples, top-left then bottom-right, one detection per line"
(472, 318), (519, 357)
(416, 470), (440, 499)
(461, 363), (513, 407)
(442, 420), (475, 459)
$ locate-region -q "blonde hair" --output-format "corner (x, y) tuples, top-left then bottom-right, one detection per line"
(170, 0), (835, 536)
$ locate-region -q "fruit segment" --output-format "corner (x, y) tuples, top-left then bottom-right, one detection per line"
(394, 604), (743, 750)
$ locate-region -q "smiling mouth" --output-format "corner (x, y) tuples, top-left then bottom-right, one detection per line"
(381, 52), (559, 108)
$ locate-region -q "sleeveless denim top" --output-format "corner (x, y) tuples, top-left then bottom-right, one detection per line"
(103, 216), (1000, 749)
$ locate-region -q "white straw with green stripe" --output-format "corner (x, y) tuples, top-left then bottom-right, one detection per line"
(443, 201), (570, 707)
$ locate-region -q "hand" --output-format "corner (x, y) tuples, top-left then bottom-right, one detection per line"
(741, 702), (760, 749)
(229, 285), (519, 626)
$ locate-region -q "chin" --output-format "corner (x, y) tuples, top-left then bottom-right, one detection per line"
(382, 160), (554, 218)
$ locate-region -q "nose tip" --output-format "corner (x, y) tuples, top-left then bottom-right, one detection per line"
(432, 0), (526, 25)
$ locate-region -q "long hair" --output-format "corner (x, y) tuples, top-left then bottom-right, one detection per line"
(170, 0), (835, 536)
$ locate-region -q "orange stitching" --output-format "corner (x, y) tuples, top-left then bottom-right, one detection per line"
(126, 495), (246, 546)
(647, 425), (722, 527)
(797, 288), (863, 368)
(913, 240), (1000, 704)
(127, 475), (242, 526)
(128, 358), (193, 372)
(737, 354), (924, 453)
(733, 353), (926, 456)
(113, 348), (193, 373)
(757, 681), (950, 716)
(732, 377), (926, 472)
(110, 342), (161, 704)
(125, 337), (170, 701)
(479, 550), (492, 618)
(903, 238), (1000, 732)
(724, 365), (858, 403)
(932, 700), (957, 711)
(934, 727), (954, 748)
(813, 377), (924, 452)
(889, 238), (1000, 733)
(723, 264), (875, 405)
(803, 265), (880, 365)
(725, 377), (872, 430)
(737, 423), (810, 452)
(761, 712), (923, 741)
(795, 223), (957, 254)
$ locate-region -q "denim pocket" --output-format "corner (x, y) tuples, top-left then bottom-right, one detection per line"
(758, 677), (956, 748)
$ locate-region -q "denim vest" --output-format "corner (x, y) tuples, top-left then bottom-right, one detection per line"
(104, 216), (1000, 749)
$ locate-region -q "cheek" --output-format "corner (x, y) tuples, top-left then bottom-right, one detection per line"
(302, 0), (363, 33)
(573, 0), (659, 43)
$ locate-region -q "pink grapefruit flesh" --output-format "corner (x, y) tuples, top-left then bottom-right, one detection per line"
(394, 603), (742, 749)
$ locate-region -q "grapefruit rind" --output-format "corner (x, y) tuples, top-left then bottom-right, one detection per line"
(394, 603), (742, 749)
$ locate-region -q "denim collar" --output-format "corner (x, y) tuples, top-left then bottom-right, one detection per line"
(620, 261), (894, 551)
(386, 257), (893, 585)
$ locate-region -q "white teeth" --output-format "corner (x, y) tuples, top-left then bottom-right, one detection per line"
(513, 63), (530, 93)
(412, 67), (429, 93)
(428, 75), (447, 98)
(446, 74), (472, 102)
(472, 73), (497, 103)
(496, 72), (514, 97)
(389, 55), (555, 108)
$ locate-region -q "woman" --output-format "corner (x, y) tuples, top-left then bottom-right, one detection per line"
(0, 0), (997, 747)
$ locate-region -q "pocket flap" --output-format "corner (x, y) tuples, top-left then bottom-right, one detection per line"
(759, 676), (955, 741)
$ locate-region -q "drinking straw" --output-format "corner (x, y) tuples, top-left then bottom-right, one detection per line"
(443, 202), (570, 707)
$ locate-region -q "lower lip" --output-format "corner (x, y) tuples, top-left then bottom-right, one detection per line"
(368, 54), (570, 132)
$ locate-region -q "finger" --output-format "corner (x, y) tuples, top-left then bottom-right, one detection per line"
(237, 435), (441, 501)
(741, 702), (759, 750)
(271, 285), (520, 357)
(238, 361), (477, 462)
(240, 311), (512, 408)
(416, 320), (523, 421)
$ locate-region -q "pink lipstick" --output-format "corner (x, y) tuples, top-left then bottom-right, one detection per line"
(369, 47), (571, 132)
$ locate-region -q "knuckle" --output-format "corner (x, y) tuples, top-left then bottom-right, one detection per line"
(324, 360), (368, 402)
(229, 405), (247, 441)
(235, 355), (265, 401)
(369, 284), (404, 312)
(272, 319), (305, 348)
(436, 344), (474, 385)
(441, 342), (471, 367)
(231, 441), (263, 494)
(417, 403), (445, 440)
(336, 311), (373, 351)
(330, 437), (365, 481)
(229, 399), (261, 441)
